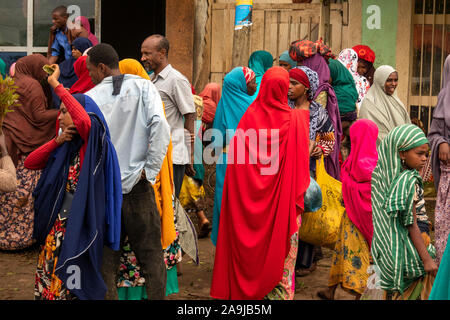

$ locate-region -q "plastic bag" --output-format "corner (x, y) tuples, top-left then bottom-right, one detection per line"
(304, 176), (322, 213)
(298, 156), (345, 249)
(359, 265), (384, 300)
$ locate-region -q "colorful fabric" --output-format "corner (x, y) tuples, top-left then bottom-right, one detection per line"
(69, 56), (96, 94)
(199, 83), (222, 124)
(279, 50), (296, 68)
(338, 48), (370, 109)
(359, 65), (411, 146)
(289, 68), (310, 89)
(248, 50), (273, 97)
(210, 67), (255, 246)
(179, 175), (206, 211)
(429, 233), (450, 300)
(328, 212), (371, 295)
(297, 66), (319, 101)
(0, 156), (41, 250)
(328, 59), (359, 115)
(434, 162), (450, 265)
(371, 124), (434, 294)
(0, 57), (6, 78)
(341, 119), (378, 248)
(2, 54), (58, 166)
(352, 45), (376, 64)
(59, 37), (93, 89)
(35, 154), (80, 300)
(265, 215), (301, 300)
(289, 38), (335, 63)
(428, 54), (450, 190)
(242, 66), (256, 84)
(210, 67), (310, 300)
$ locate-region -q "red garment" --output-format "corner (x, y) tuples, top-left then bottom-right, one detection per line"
(289, 68), (310, 88)
(341, 119), (378, 249)
(352, 45), (376, 64)
(25, 84), (91, 170)
(199, 83), (221, 124)
(69, 56), (95, 94)
(210, 67), (310, 300)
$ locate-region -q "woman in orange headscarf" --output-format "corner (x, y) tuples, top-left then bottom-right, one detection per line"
(117, 58), (180, 299)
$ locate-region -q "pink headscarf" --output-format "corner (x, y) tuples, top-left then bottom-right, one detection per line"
(75, 16), (99, 46)
(341, 119), (378, 248)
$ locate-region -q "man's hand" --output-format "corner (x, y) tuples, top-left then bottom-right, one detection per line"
(438, 142), (449, 164)
(55, 125), (78, 145)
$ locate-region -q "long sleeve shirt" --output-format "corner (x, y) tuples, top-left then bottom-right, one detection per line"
(25, 84), (91, 170)
(86, 74), (171, 194)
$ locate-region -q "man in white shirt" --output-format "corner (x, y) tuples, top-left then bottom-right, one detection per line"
(141, 34), (196, 198)
(85, 43), (171, 300)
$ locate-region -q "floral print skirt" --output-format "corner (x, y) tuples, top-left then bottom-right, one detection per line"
(35, 216), (77, 300)
(328, 212), (371, 295)
(265, 215), (301, 300)
(0, 156), (41, 250)
(435, 162), (450, 265)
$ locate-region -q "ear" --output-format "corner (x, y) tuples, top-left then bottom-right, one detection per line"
(98, 63), (108, 75)
(399, 151), (406, 160)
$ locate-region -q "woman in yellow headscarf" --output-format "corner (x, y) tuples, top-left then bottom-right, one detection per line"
(117, 58), (180, 299)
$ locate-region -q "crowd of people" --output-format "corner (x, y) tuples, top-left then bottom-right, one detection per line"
(0, 5), (449, 301)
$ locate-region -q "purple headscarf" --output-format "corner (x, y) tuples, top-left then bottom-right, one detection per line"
(303, 53), (342, 180)
(428, 54), (450, 189)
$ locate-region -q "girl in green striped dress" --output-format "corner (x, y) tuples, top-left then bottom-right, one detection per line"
(371, 124), (438, 300)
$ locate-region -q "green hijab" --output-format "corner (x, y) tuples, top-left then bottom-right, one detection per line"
(0, 58), (6, 78)
(371, 124), (434, 294)
(248, 50), (273, 97)
(329, 58), (358, 115)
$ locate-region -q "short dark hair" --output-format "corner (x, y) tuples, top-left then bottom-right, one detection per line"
(87, 43), (120, 69)
(152, 34), (170, 57)
(52, 5), (68, 17)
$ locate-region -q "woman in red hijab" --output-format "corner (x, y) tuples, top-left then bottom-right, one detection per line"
(210, 67), (310, 300)
(69, 56), (95, 94)
(199, 82), (222, 130)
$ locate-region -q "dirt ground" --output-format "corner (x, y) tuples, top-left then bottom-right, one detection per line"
(0, 164), (436, 301)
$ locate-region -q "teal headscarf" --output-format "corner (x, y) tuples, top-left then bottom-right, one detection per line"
(248, 50), (274, 97)
(211, 67), (255, 246)
(279, 50), (296, 68)
(0, 58), (6, 78)
(329, 58), (358, 115)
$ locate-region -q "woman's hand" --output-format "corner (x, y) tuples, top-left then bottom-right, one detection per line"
(423, 258), (438, 277)
(55, 125), (78, 145)
(438, 142), (449, 164)
(47, 64), (61, 89)
(311, 146), (324, 159)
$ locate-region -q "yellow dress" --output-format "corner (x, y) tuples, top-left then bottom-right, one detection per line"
(328, 212), (371, 295)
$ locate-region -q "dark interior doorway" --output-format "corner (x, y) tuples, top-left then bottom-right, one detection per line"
(100, 0), (166, 62)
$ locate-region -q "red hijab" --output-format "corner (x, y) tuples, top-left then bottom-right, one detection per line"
(69, 56), (95, 94)
(199, 83), (221, 124)
(341, 119), (378, 248)
(210, 67), (310, 300)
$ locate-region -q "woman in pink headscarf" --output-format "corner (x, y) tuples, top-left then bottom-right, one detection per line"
(318, 119), (378, 300)
(74, 16), (99, 46)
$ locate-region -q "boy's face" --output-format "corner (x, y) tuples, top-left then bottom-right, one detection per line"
(52, 12), (67, 29)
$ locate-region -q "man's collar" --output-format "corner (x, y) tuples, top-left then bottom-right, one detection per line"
(155, 64), (172, 80)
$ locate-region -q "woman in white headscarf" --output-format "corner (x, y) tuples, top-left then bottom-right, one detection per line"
(358, 65), (411, 146)
(338, 48), (370, 110)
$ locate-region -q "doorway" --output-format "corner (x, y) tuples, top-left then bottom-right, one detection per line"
(100, 0), (166, 62)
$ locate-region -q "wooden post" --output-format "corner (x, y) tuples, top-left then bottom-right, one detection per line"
(319, 0), (331, 44)
(231, 26), (252, 68)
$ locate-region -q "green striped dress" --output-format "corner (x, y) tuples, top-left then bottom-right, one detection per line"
(371, 124), (435, 294)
